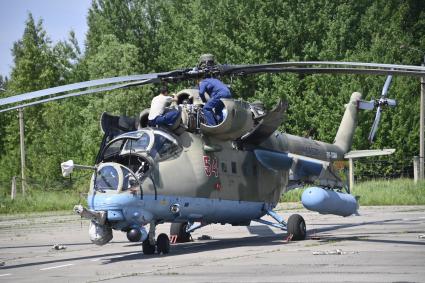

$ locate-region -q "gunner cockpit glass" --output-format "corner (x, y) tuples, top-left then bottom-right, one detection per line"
(94, 165), (119, 191)
(92, 163), (141, 193)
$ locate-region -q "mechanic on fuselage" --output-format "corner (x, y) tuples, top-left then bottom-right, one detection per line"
(148, 85), (180, 127)
(198, 78), (232, 126)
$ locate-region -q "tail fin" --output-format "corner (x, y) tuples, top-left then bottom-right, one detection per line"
(333, 92), (362, 153)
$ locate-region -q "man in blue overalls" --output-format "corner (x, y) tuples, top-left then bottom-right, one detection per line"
(198, 78), (232, 126)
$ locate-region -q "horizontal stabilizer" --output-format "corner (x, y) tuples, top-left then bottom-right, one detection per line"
(344, 148), (395, 159)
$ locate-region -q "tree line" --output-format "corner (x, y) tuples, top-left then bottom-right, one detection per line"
(0, 0), (424, 191)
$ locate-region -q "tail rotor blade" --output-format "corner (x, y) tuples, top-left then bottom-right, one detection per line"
(368, 107), (382, 143)
(367, 75), (393, 143)
(381, 75), (392, 97)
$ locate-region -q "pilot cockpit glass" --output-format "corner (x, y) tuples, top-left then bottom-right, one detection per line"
(151, 132), (181, 160)
(103, 140), (124, 160)
(122, 132), (151, 153)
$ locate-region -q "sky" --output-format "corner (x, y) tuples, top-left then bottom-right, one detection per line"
(0, 0), (92, 77)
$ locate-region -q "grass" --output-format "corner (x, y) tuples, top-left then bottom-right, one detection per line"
(352, 179), (425, 205)
(0, 179), (424, 214)
(281, 179), (425, 205)
(0, 189), (86, 214)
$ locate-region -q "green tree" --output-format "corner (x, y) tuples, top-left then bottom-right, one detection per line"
(0, 14), (86, 185)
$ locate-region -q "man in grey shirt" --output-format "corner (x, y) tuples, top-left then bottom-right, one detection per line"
(148, 86), (180, 127)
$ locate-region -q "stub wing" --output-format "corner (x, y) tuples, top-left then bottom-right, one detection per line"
(253, 149), (344, 188)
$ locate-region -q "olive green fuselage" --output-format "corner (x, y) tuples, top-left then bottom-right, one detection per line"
(142, 131), (288, 204)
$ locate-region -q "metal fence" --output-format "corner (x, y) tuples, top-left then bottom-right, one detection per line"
(0, 172), (92, 200)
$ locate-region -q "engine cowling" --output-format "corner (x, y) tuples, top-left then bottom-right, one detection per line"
(301, 187), (358, 217)
(200, 99), (254, 140)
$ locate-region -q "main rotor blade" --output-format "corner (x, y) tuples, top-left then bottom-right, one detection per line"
(0, 79), (156, 113)
(2, 60), (425, 114)
(0, 72), (175, 107)
(220, 61), (425, 77)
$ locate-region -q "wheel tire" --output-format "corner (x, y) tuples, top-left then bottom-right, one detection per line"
(287, 214), (306, 241)
(142, 239), (156, 255)
(156, 233), (170, 254)
(170, 222), (191, 243)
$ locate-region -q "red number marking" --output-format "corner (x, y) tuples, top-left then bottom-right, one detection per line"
(203, 156), (211, 176)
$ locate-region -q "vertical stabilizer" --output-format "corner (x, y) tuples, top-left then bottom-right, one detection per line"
(333, 92), (362, 153)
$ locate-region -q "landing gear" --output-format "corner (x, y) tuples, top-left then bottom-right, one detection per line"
(254, 209), (307, 241)
(142, 221), (171, 255)
(142, 239), (156, 254)
(170, 222), (191, 243)
(287, 214), (306, 240)
(156, 233), (170, 254)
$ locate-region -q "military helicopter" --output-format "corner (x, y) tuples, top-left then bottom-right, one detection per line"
(1, 55), (425, 255)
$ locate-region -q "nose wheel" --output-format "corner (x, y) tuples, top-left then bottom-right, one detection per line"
(142, 220), (171, 255)
(156, 233), (170, 254)
(142, 239), (156, 254)
(142, 233), (170, 254)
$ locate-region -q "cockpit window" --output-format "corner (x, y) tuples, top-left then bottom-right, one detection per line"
(95, 166), (119, 191)
(123, 132), (151, 154)
(152, 133), (180, 160)
(121, 166), (139, 191)
(103, 140), (125, 159)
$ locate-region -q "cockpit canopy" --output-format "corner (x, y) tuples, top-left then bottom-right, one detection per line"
(98, 129), (182, 164)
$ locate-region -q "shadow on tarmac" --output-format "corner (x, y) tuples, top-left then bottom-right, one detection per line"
(2, 216), (424, 271)
(0, 234), (287, 270)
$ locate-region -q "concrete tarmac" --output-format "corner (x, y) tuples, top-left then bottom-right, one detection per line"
(0, 205), (424, 282)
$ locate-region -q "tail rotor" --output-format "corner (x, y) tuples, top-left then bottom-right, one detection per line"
(358, 75), (396, 143)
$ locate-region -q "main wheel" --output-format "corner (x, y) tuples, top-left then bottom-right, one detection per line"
(287, 214), (306, 240)
(170, 222), (191, 243)
(156, 233), (170, 254)
(142, 239), (156, 255)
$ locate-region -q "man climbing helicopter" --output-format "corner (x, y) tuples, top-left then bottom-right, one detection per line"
(198, 76), (232, 126)
(197, 54), (232, 126)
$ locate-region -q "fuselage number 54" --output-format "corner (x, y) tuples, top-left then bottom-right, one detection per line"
(203, 156), (218, 177)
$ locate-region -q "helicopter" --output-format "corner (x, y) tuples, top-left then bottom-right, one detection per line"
(1, 55), (425, 255)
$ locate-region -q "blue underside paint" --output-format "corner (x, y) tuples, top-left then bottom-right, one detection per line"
(292, 159), (323, 179)
(253, 149), (293, 171)
(301, 187), (358, 217)
(88, 193), (270, 230)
